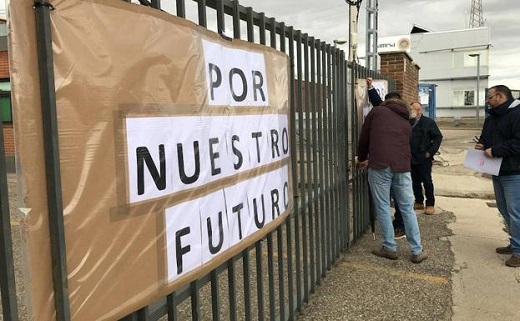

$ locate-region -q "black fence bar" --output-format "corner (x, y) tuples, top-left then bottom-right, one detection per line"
(209, 270), (219, 321)
(151, 0), (161, 9)
(166, 292), (178, 321)
(341, 56), (350, 246)
(293, 28), (304, 312)
(197, 0), (207, 28)
(285, 23), (296, 321)
(176, 0), (185, 17)
(245, 6), (253, 42)
(33, 1), (71, 320)
(241, 251), (251, 321)
(322, 43), (330, 271)
(269, 18), (287, 321)
(332, 47), (341, 260)
(308, 35), (317, 294)
(226, 261), (236, 321)
(0, 115), (18, 321)
(189, 281), (199, 321)
(254, 241), (264, 321)
(325, 43), (333, 270)
(301, 31), (311, 304)
(231, 0), (240, 39)
(316, 38), (325, 280)
(313, 38), (323, 286)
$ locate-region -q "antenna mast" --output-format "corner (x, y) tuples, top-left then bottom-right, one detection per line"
(469, 0), (485, 28)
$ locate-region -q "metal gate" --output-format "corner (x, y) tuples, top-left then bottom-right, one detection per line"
(1, 0), (395, 320)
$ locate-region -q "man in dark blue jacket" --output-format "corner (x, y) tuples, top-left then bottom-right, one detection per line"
(476, 85), (520, 268)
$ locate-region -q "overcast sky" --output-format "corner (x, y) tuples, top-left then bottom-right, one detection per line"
(237, 0), (520, 90)
(3, 1), (518, 89)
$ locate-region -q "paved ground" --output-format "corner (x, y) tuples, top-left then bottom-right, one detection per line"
(296, 128), (519, 321)
(4, 128), (518, 321)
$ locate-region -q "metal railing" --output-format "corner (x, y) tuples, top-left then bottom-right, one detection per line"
(116, 1), (395, 320)
(0, 117), (18, 321)
(0, 1), (394, 320)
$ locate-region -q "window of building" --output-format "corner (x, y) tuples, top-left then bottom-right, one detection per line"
(0, 81), (11, 123)
(0, 92), (11, 122)
(453, 90), (475, 106)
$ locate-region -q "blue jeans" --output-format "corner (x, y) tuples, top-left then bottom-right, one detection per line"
(368, 167), (423, 255)
(492, 174), (520, 255)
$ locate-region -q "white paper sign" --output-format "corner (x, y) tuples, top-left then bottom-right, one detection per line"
(126, 114), (289, 203)
(203, 40), (269, 106)
(463, 149), (503, 176)
(165, 165), (289, 281)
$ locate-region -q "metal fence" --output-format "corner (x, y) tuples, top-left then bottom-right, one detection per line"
(1, 0), (395, 320)
(0, 118), (18, 321)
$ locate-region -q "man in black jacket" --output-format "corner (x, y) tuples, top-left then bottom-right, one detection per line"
(408, 101), (443, 215)
(476, 85), (520, 268)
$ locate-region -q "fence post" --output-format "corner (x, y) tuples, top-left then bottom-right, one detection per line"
(33, 1), (71, 320)
(0, 117), (18, 321)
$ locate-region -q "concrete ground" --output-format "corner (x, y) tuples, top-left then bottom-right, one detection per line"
(296, 128), (519, 321)
(4, 128), (518, 321)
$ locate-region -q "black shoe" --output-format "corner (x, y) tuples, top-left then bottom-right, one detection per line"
(394, 229), (406, 239)
(496, 245), (513, 255)
(372, 247), (398, 260)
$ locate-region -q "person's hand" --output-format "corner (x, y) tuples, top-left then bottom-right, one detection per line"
(484, 148), (493, 158)
(356, 159), (368, 170)
(366, 77), (373, 88)
(475, 143), (484, 150)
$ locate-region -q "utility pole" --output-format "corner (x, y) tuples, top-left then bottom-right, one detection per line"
(469, 53), (481, 126)
(345, 0), (363, 62)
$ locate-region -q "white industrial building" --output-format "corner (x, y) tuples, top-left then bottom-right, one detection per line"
(379, 26), (491, 119)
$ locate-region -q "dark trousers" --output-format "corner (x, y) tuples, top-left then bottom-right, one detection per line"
(393, 160), (434, 231)
(392, 192), (404, 230)
(411, 159), (435, 207)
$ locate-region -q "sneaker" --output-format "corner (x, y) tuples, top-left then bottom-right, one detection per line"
(394, 229), (406, 239)
(413, 203), (425, 210)
(424, 206), (435, 215)
(505, 254), (520, 268)
(411, 251), (428, 264)
(372, 247), (398, 260)
(496, 245), (513, 255)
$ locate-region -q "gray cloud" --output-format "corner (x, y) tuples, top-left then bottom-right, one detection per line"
(237, 0), (520, 88)
(158, 0), (520, 89)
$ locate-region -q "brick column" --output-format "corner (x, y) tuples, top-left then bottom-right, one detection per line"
(379, 51), (420, 104)
(0, 51), (9, 78)
(0, 50), (13, 157)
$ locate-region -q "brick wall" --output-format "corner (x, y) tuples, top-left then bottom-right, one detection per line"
(2, 124), (14, 155)
(379, 51), (420, 105)
(0, 51), (9, 78)
(0, 50), (13, 156)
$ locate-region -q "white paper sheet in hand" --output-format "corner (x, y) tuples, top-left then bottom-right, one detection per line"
(463, 149), (503, 176)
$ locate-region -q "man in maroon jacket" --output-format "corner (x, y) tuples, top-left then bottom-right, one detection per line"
(357, 98), (427, 263)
